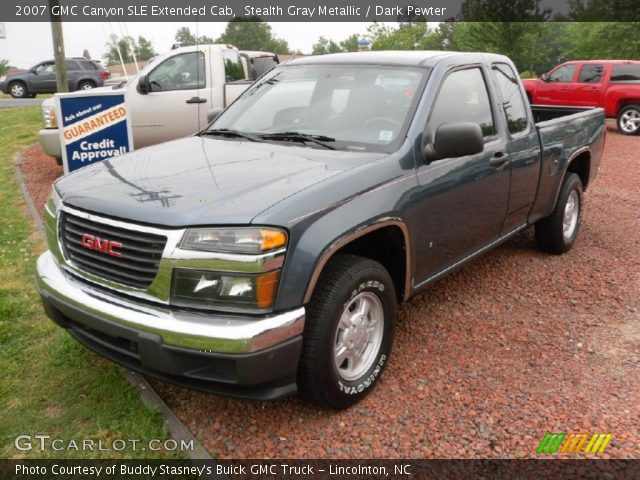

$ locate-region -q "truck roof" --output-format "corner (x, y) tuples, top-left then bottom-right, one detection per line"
(287, 50), (512, 68)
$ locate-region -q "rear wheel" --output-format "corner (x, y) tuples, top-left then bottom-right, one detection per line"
(78, 80), (95, 91)
(617, 105), (640, 135)
(9, 81), (28, 98)
(298, 254), (396, 409)
(535, 173), (583, 254)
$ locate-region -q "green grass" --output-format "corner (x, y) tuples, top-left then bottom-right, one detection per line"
(0, 108), (178, 459)
(0, 93), (52, 99)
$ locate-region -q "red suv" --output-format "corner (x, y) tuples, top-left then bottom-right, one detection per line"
(523, 60), (640, 135)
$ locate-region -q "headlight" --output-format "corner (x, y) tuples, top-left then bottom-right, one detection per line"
(46, 186), (62, 214)
(171, 269), (280, 312)
(180, 227), (287, 254)
(42, 106), (57, 129)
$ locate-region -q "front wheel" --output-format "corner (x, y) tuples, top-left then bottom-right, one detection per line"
(298, 254), (396, 409)
(535, 173), (583, 254)
(617, 105), (640, 135)
(9, 81), (28, 98)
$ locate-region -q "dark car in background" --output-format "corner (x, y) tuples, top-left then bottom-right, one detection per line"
(0, 58), (108, 98)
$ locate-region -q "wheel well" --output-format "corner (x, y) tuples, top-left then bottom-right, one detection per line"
(617, 100), (640, 115)
(567, 151), (591, 190)
(9, 80), (26, 87)
(79, 79), (96, 86)
(333, 226), (407, 302)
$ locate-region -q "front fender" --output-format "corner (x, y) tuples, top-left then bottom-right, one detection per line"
(265, 164), (418, 310)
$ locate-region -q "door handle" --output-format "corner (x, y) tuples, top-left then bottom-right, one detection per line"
(489, 152), (509, 168)
(186, 97), (207, 104)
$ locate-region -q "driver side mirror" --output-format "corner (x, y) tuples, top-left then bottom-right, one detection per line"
(138, 75), (150, 94)
(422, 122), (484, 163)
(541, 73), (550, 82)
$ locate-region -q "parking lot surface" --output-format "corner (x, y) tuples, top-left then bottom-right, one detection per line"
(21, 123), (639, 459)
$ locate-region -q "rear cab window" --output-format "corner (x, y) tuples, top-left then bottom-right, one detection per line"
(223, 49), (245, 81)
(611, 64), (640, 82)
(491, 63), (529, 134)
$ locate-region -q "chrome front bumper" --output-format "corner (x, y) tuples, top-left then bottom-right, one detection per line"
(38, 128), (62, 159)
(35, 250), (305, 354)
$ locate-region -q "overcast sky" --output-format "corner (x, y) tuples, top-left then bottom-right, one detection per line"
(0, 22), (374, 69)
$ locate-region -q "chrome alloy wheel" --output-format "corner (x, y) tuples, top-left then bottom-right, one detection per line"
(563, 190), (579, 241)
(334, 292), (384, 381)
(620, 109), (640, 134)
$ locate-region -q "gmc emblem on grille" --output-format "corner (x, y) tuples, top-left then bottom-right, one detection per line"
(80, 234), (122, 257)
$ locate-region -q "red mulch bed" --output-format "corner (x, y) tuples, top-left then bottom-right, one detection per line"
(19, 145), (62, 216)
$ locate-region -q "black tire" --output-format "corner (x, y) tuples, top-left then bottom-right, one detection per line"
(298, 254), (396, 410)
(9, 81), (28, 98)
(617, 105), (640, 135)
(78, 80), (96, 91)
(535, 173), (583, 254)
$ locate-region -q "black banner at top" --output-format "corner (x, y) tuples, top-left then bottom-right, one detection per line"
(2, 0), (640, 22)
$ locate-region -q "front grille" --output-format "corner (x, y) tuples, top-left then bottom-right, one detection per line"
(59, 211), (167, 289)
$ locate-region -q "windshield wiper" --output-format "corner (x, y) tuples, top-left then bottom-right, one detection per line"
(259, 132), (336, 150)
(202, 128), (263, 142)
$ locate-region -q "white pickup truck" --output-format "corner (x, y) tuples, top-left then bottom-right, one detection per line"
(39, 44), (272, 162)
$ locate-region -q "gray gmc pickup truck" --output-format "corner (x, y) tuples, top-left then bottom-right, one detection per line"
(35, 52), (606, 409)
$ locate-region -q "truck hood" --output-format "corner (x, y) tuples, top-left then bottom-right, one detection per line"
(55, 136), (384, 227)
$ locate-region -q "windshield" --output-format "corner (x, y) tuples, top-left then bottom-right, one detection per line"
(209, 64), (428, 152)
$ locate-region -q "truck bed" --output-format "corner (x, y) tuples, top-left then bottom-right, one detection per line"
(529, 105), (606, 224)
(530, 105), (594, 124)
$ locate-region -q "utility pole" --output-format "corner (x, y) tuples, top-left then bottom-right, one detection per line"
(48, 0), (68, 93)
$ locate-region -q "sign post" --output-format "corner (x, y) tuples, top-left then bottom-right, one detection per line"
(55, 91), (133, 173)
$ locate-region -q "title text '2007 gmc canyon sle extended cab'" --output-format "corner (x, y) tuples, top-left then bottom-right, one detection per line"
(35, 52), (605, 409)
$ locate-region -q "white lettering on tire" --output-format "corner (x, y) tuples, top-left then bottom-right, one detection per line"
(338, 354), (387, 395)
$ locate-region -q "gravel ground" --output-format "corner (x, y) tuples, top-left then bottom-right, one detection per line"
(21, 123), (639, 459)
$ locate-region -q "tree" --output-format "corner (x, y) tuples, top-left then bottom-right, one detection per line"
(215, 18), (289, 53)
(104, 35), (156, 66)
(173, 27), (216, 46)
(0, 59), (10, 77)
(562, 22), (640, 60)
(368, 22), (433, 50)
(312, 36), (343, 55)
(175, 27), (196, 46)
(136, 36), (156, 60)
(340, 34), (360, 52)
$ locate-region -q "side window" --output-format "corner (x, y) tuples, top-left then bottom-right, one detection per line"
(548, 65), (576, 83)
(430, 68), (495, 138)
(222, 49), (245, 81)
(611, 64), (640, 82)
(492, 64), (529, 134)
(148, 52), (206, 92)
(578, 64), (603, 83)
(79, 60), (97, 71)
(65, 60), (80, 71)
(34, 63), (54, 74)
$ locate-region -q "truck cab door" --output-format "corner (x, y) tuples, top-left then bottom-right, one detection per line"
(573, 63), (605, 107)
(130, 50), (209, 149)
(30, 62), (57, 93)
(536, 64), (578, 105)
(412, 66), (511, 283)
